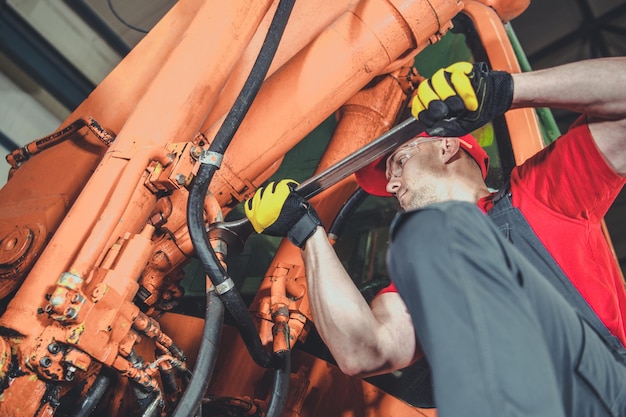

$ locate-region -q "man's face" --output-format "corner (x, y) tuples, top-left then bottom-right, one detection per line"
(384, 137), (445, 210)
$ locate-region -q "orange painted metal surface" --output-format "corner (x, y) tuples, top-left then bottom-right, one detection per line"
(0, 0), (559, 416)
(203, 0), (462, 206)
(462, 0), (545, 164)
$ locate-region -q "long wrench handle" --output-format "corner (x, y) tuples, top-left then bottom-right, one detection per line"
(295, 117), (425, 199)
(208, 117), (426, 252)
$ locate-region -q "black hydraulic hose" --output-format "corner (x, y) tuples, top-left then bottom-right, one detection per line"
(183, 2), (295, 416)
(205, 0), (295, 156)
(187, 0), (294, 371)
(265, 327), (291, 417)
(328, 188), (369, 239)
(172, 290), (224, 417)
(70, 368), (113, 417)
(189, 168), (272, 370)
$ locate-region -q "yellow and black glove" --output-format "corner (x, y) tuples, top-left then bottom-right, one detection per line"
(244, 179), (322, 248)
(411, 61), (513, 137)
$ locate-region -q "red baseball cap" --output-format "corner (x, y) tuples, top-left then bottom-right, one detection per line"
(355, 132), (489, 197)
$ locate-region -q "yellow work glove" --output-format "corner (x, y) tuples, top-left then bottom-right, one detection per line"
(244, 179), (322, 248)
(411, 62), (513, 137)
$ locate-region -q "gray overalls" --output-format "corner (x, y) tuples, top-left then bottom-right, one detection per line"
(388, 196), (626, 417)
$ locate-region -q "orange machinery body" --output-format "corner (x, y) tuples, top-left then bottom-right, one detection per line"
(0, 0), (550, 416)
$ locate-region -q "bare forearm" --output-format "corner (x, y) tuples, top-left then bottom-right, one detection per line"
(511, 57), (626, 174)
(302, 227), (416, 377)
(511, 57), (626, 119)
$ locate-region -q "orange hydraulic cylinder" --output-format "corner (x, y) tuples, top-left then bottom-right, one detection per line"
(203, 0), (360, 127)
(0, 1), (211, 302)
(204, 0), (463, 207)
(0, 0), (209, 203)
(0, 0), (273, 336)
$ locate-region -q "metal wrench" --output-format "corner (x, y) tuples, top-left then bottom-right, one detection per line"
(208, 117), (426, 253)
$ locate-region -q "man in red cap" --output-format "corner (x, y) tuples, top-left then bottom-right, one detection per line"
(244, 58), (626, 417)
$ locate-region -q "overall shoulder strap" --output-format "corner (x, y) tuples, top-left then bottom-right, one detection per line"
(487, 183), (626, 361)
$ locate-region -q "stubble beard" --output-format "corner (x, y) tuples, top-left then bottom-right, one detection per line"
(401, 183), (442, 211)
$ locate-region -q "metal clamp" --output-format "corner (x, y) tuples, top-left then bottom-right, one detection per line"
(199, 150), (223, 168)
(215, 277), (235, 295)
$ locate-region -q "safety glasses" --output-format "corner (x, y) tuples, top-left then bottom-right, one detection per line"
(385, 136), (444, 179)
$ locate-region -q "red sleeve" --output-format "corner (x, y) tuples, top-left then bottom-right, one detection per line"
(511, 117), (625, 221)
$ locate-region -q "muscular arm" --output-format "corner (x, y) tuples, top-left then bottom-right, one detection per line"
(511, 57), (626, 175)
(302, 226), (420, 378)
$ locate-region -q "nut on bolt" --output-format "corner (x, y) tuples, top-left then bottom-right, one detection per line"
(71, 293), (85, 304)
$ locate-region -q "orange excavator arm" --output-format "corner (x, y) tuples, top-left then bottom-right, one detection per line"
(0, 1), (539, 416)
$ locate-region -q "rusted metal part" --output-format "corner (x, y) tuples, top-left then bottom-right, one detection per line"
(6, 116), (115, 169)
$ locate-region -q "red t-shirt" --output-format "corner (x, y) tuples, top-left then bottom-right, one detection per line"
(381, 118), (626, 346)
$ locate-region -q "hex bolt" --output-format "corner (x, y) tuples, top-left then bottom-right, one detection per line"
(47, 343), (61, 355)
(65, 307), (77, 320)
(189, 145), (202, 159)
(40, 357), (52, 368)
(175, 174), (187, 185)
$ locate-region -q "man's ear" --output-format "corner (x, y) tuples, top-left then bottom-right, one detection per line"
(439, 137), (462, 164)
